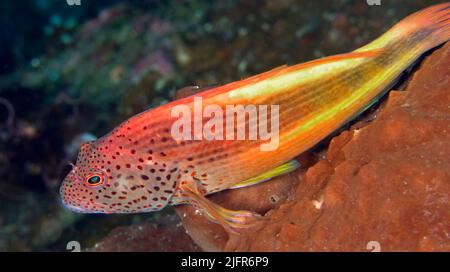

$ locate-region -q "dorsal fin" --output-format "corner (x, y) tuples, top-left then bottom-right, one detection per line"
(171, 49), (382, 101)
(174, 85), (218, 99)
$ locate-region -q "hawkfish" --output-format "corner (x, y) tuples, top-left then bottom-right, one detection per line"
(60, 4), (450, 233)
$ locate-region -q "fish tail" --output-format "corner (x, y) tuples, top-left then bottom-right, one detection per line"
(356, 3), (450, 54)
(396, 2), (450, 52)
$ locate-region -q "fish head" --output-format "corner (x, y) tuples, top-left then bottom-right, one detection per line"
(60, 140), (180, 213)
(60, 141), (108, 213)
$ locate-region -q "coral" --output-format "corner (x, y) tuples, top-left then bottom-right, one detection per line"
(175, 43), (450, 252)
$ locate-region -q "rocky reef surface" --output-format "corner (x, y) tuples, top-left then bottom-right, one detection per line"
(175, 42), (450, 252)
(89, 212), (200, 252)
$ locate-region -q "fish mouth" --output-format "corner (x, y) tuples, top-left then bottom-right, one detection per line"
(59, 188), (88, 213)
(59, 196), (103, 214)
(59, 184), (106, 214)
(59, 172), (96, 213)
(60, 199), (89, 213)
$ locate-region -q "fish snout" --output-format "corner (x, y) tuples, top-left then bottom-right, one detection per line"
(59, 170), (91, 213)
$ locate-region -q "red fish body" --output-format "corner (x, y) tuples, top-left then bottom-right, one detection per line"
(60, 4), (450, 230)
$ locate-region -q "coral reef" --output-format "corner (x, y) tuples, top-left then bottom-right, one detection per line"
(175, 42), (450, 252)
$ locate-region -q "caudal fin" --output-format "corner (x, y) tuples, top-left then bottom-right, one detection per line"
(357, 3), (450, 53)
(395, 2), (450, 51)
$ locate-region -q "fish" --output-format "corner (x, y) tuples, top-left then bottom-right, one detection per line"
(60, 4), (450, 233)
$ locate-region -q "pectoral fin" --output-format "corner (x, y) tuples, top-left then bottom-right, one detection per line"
(229, 160), (300, 189)
(180, 180), (263, 234)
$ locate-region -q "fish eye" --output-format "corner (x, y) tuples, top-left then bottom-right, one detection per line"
(85, 172), (105, 187)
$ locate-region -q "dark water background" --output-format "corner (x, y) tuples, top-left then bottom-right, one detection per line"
(0, 0), (444, 251)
